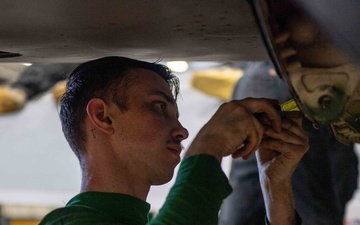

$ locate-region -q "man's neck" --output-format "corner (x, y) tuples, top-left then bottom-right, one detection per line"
(80, 155), (151, 201)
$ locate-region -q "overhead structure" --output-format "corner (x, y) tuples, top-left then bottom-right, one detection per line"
(1, 0), (360, 143)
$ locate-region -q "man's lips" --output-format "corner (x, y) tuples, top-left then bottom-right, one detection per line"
(168, 145), (182, 155)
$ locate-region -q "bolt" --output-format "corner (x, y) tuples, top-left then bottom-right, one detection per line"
(318, 95), (332, 109)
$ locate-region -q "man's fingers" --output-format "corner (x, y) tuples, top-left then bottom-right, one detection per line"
(233, 98), (282, 133)
(232, 142), (256, 159)
(260, 139), (309, 159)
(282, 111), (303, 126)
(265, 118), (309, 145)
(232, 124), (262, 159)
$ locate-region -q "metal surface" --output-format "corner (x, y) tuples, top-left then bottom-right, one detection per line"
(293, 0), (360, 67)
(0, 0), (267, 63)
(253, 0), (360, 143)
(2, 0), (360, 143)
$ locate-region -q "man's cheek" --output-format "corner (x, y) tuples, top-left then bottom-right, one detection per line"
(138, 126), (165, 143)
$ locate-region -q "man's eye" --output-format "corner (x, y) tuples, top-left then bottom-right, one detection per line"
(156, 102), (166, 110)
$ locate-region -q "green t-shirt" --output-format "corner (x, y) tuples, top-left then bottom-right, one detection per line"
(39, 154), (232, 225)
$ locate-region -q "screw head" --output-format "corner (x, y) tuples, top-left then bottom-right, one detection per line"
(318, 95), (332, 109)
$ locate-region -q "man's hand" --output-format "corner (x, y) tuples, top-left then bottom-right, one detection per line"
(185, 98), (282, 162)
(257, 111), (309, 183)
(256, 111), (309, 225)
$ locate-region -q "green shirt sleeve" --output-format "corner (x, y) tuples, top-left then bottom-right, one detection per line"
(149, 154), (232, 225)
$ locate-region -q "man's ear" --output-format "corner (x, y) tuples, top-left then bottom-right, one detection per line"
(86, 98), (114, 134)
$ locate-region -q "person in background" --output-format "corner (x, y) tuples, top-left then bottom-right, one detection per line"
(0, 63), (77, 113)
(39, 56), (308, 225)
(218, 61), (358, 225)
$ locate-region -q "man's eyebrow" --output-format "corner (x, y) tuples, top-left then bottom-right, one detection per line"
(150, 90), (176, 104)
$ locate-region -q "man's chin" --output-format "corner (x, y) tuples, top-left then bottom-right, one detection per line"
(151, 171), (175, 186)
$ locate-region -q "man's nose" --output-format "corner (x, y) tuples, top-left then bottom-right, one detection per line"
(173, 121), (189, 141)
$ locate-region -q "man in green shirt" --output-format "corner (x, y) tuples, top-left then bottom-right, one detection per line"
(39, 56), (308, 225)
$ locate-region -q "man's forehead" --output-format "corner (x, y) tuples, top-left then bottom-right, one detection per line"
(121, 68), (180, 117)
